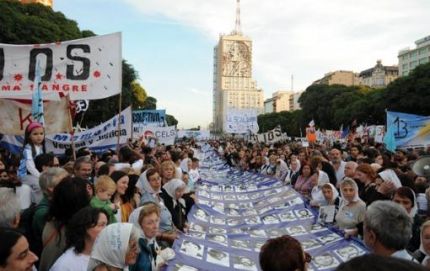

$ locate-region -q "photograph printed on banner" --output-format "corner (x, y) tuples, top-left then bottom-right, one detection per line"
(267, 196), (283, 204)
(244, 216), (261, 225)
(249, 229), (267, 238)
(238, 202), (253, 209)
(189, 222), (206, 233)
(230, 239), (252, 251)
(267, 228), (285, 238)
(210, 185), (222, 192)
(288, 197), (304, 206)
(229, 227), (246, 235)
(212, 202), (225, 214)
(301, 239), (322, 251)
(308, 223), (328, 233)
(254, 199), (269, 209)
(295, 209), (314, 219)
(232, 255), (258, 271)
(227, 218), (242, 226)
(253, 241), (265, 252)
(209, 227), (227, 235)
(237, 185), (247, 192)
(224, 194), (237, 201)
(262, 214), (280, 224)
(193, 209), (209, 222)
(207, 234), (228, 246)
(206, 248), (230, 267)
(225, 208), (241, 217)
(227, 203), (241, 209)
(223, 185), (235, 193)
(179, 240), (204, 260)
(185, 231), (206, 240)
(257, 205), (273, 215)
(312, 253), (340, 270)
(273, 201), (291, 210)
(286, 225), (308, 236)
(247, 184), (258, 191)
(210, 216), (226, 225)
(211, 193), (223, 200)
(249, 193), (262, 200)
(173, 263), (199, 271)
(198, 190), (210, 198)
(197, 199), (210, 206)
(317, 233), (343, 245)
(237, 194), (250, 200)
(334, 244), (366, 262)
(279, 210), (297, 222)
(242, 208), (258, 217)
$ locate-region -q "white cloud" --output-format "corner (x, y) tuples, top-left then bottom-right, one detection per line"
(123, 0), (430, 124)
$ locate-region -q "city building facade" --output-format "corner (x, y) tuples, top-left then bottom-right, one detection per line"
(398, 35), (430, 76)
(312, 70), (360, 86)
(264, 98), (274, 114)
(263, 91), (303, 114)
(212, 1), (264, 132)
(359, 60), (398, 88)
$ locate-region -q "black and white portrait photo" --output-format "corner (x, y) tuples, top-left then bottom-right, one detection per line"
(232, 256), (258, 271)
(295, 209), (314, 219)
(207, 234), (228, 246)
(179, 240), (204, 260)
(193, 209), (209, 222)
(209, 227), (227, 235)
(173, 263), (199, 271)
(244, 216), (261, 225)
(262, 214), (280, 224)
(230, 239), (251, 251)
(312, 253), (339, 270)
(279, 211), (296, 222)
(210, 216), (226, 225)
(286, 225), (307, 236)
(334, 244), (365, 262)
(206, 248), (230, 267)
(317, 233), (342, 245)
(301, 239), (322, 251)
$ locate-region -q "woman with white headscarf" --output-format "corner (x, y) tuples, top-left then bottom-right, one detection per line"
(136, 168), (178, 245)
(318, 183), (340, 207)
(335, 178), (366, 237)
(160, 179), (187, 231)
(392, 186), (423, 252)
(413, 220), (430, 267)
(87, 223), (141, 271)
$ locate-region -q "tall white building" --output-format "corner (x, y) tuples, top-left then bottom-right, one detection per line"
(212, 0), (264, 133)
(398, 35), (430, 77)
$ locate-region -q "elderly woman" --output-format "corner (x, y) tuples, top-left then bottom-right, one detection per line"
(413, 220), (430, 266)
(335, 178), (366, 237)
(87, 223), (141, 271)
(392, 187), (423, 252)
(136, 169), (178, 245)
(0, 228), (38, 271)
(50, 207), (108, 271)
(316, 183), (340, 207)
(129, 202), (174, 271)
(259, 235), (311, 271)
(160, 179), (187, 231)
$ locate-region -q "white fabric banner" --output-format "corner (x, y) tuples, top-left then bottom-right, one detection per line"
(0, 33), (121, 100)
(224, 108), (259, 134)
(177, 130), (210, 140)
(0, 97), (71, 135)
(247, 127), (282, 144)
(134, 125), (177, 146)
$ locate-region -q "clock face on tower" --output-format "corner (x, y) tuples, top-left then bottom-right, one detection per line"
(222, 40), (251, 77)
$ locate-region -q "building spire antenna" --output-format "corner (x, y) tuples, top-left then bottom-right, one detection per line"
(233, 0), (242, 35)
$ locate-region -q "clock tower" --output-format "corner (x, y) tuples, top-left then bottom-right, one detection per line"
(212, 0), (264, 133)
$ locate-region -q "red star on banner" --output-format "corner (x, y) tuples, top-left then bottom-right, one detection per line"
(55, 73), (63, 80)
(14, 74), (23, 81)
(93, 70), (101, 78)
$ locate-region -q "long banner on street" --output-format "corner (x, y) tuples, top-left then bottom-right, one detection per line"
(0, 33), (122, 100)
(0, 106), (131, 155)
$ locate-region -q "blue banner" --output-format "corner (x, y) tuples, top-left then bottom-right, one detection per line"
(132, 109), (166, 127)
(386, 111), (430, 149)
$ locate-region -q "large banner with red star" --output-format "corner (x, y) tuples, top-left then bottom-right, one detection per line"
(0, 33), (121, 100)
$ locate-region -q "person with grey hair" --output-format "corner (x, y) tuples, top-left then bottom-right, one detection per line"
(74, 156), (93, 181)
(0, 188), (21, 228)
(363, 200), (415, 261)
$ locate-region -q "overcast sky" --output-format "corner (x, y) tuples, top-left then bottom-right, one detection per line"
(56, 0), (430, 128)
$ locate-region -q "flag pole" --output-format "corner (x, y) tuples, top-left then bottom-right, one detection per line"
(65, 95), (76, 161)
(116, 91), (122, 155)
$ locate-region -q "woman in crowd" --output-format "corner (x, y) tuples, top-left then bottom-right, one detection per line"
(413, 220), (430, 266)
(355, 163), (389, 206)
(0, 228), (38, 271)
(318, 183), (340, 207)
(294, 163), (317, 197)
(392, 187), (423, 252)
(87, 223), (141, 271)
(259, 235), (311, 271)
(110, 171), (134, 223)
(50, 207), (108, 271)
(335, 178), (366, 237)
(136, 169), (178, 245)
(130, 202), (161, 271)
(160, 179), (187, 231)
(39, 176), (90, 271)
(114, 146), (144, 173)
(159, 161), (176, 185)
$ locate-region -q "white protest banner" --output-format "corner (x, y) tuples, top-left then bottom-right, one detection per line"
(224, 108), (259, 134)
(132, 109), (166, 128)
(134, 126), (177, 146)
(0, 33), (121, 100)
(177, 130), (210, 140)
(248, 126), (282, 144)
(42, 106), (132, 154)
(0, 96), (71, 135)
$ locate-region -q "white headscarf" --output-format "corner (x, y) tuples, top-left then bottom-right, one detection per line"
(321, 183), (339, 205)
(138, 169), (160, 195)
(163, 179), (186, 208)
(180, 158), (191, 173)
(339, 178), (361, 208)
(378, 169), (402, 189)
(87, 223), (135, 271)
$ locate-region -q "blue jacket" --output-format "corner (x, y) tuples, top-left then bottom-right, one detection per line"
(129, 238), (155, 271)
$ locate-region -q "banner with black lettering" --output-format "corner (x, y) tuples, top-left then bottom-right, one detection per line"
(134, 125), (177, 146)
(247, 126), (283, 144)
(132, 109), (166, 128)
(0, 33), (121, 100)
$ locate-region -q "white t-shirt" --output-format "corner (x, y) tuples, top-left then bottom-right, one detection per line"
(49, 247), (90, 271)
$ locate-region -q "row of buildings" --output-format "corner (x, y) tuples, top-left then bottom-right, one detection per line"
(212, 1), (430, 132)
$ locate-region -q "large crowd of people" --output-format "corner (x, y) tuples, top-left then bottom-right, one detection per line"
(1, 121), (430, 270)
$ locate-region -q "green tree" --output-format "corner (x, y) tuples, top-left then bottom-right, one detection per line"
(131, 81), (147, 108)
(141, 96), (157, 110)
(166, 114), (178, 126)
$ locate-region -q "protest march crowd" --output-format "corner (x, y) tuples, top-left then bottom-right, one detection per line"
(1, 121), (430, 271)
